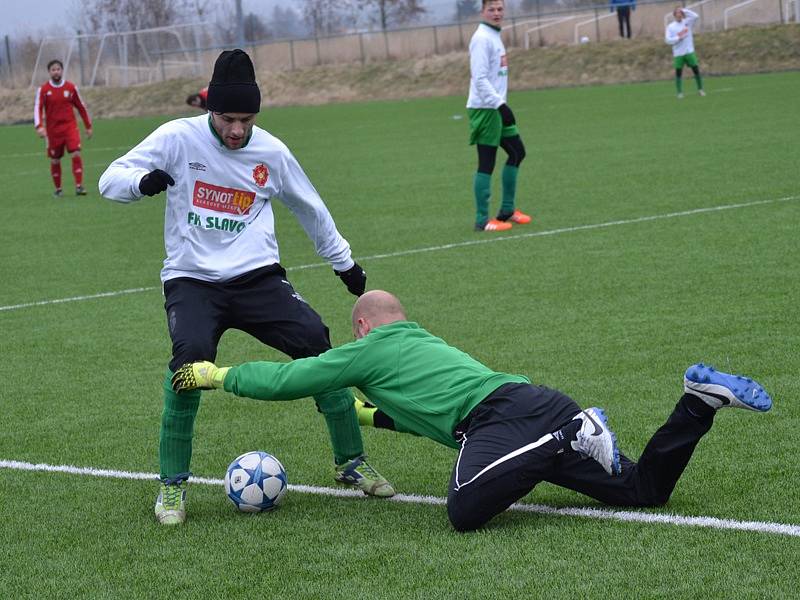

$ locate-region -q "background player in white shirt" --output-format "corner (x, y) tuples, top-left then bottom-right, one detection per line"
(665, 7), (706, 98)
(466, 0), (532, 232)
(100, 49), (394, 525)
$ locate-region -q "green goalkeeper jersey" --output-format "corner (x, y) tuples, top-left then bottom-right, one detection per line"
(224, 321), (529, 448)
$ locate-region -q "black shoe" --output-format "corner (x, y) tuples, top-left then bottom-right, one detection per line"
(53, 189), (63, 198)
(76, 186), (87, 196)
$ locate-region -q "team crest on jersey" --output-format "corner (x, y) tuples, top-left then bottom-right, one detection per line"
(252, 163), (269, 187)
(64, 90), (71, 98)
(193, 180), (256, 215)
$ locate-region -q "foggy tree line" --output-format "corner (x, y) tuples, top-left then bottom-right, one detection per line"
(73, 0), (433, 41)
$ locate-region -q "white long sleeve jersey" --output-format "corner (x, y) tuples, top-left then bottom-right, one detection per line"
(99, 114), (354, 283)
(665, 9), (699, 57)
(466, 23), (508, 109)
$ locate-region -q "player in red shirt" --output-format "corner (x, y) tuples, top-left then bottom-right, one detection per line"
(185, 86), (208, 110)
(34, 59), (93, 197)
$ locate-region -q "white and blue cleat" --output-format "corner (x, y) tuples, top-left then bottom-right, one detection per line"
(684, 363), (772, 412)
(571, 407), (622, 476)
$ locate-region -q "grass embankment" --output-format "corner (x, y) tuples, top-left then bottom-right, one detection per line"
(1, 23), (797, 124)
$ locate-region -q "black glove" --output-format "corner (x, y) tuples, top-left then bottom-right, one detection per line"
(498, 103), (516, 127)
(334, 262), (367, 297)
(139, 169), (175, 196)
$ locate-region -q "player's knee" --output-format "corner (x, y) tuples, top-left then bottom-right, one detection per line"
(169, 340), (217, 372)
(447, 494), (489, 532)
(477, 144), (498, 174)
(509, 144), (526, 167)
(448, 505), (479, 532)
(286, 318), (332, 358)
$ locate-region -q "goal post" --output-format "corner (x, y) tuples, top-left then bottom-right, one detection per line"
(31, 22), (218, 88)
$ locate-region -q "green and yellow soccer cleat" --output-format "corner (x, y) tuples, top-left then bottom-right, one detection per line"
(335, 456), (395, 498)
(155, 480), (188, 525)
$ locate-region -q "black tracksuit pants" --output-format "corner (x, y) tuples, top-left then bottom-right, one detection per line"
(447, 383), (713, 532)
(617, 6), (632, 38)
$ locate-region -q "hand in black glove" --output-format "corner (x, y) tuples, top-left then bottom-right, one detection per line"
(497, 103), (516, 127)
(334, 262), (367, 297)
(139, 169), (175, 196)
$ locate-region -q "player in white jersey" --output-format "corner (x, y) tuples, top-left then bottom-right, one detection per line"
(665, 7), (705, 98)
(467, 0), (532, 232)
(99, 49), (394, 525)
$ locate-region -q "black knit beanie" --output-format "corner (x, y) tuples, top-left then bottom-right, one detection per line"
(206, 49), (261, 114)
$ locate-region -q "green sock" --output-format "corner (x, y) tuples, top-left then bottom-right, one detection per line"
(676, 76), (683, 94)
(473, 172), (492, 227)
(694, 72), (703, 91)
(501, 164), (519, 215)
(315, 388), (364, 465)
(159, 369), (200, 480)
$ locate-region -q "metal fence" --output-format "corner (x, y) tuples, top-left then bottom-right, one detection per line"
(4, 0), (797, 90)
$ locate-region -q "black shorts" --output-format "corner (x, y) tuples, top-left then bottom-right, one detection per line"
(447, 383), (581, 531)
(163, 264), (332, 372)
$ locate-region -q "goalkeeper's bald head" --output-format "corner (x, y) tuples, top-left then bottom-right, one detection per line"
(351, 290), (407, 339)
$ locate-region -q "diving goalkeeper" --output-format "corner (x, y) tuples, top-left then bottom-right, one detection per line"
(173, 290), (772, 531)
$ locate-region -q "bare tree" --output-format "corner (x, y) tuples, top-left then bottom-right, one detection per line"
(454, 0), (481, 21)
(359, 0), (427, 30)
(302, 0), (358, 36)
(270, 6), (309, 39)
(80, 0), (179, 33)
(243, 13), (270, 42)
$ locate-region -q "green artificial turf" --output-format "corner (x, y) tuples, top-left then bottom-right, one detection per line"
(1, 72), (798, 598)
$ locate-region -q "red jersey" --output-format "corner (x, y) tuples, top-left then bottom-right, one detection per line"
(199, 87), (208, 102)
(34, 79), (91, 136)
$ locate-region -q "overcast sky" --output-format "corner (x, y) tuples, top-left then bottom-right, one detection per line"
(0, 0), (280, 39)
(0, 0), (465, 40)
(0, 0), (70, 39)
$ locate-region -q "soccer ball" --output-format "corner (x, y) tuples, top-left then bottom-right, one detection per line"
(224, 451), (288, 513)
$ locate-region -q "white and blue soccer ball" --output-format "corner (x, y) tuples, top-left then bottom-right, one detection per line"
(224, 450), (288, 513)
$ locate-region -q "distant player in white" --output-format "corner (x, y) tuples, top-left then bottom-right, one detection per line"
(466, 0), (532, 232)
(665, 7), (705, 98)
(99, 49), (394, 526)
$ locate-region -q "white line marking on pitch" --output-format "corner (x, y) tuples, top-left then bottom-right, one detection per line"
(2, 195), (798, 313)
(0, 145), (133, 159)
(15, 162), (114, 178)
(2, 459), (798, 537)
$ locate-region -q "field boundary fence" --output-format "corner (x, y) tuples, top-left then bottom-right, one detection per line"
(2, 0), (795, 90)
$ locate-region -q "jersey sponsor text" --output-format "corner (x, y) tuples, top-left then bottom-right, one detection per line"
(193, 180), (256, 215)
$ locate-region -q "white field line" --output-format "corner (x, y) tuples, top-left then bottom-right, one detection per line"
(3, 459), (799, 537)
(0, 145), (133, 159)
(16, 162), (112, 178)
(2, 194), (798, 314)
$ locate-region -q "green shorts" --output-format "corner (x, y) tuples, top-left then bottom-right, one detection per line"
(673, 52), (699, 69)
(468, 108), (519, 146)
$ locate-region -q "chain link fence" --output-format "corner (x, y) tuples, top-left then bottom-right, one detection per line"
(2, 0), (796, 90)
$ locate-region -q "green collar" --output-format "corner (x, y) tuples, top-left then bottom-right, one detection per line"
(481, 21), (502, 32)
(207, 114), (252, 149)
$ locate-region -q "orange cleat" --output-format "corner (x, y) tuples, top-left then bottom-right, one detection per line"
(508, 209), (532, 224)
(477, 218), (513, 232)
